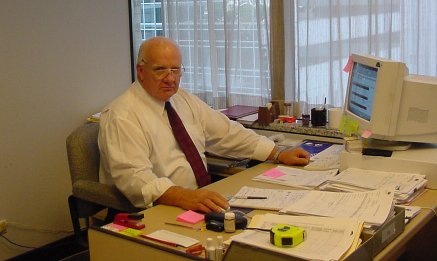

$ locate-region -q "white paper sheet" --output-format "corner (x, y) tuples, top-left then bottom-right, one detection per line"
(252, 166), (338, 189)
(228, 186), (309, 210)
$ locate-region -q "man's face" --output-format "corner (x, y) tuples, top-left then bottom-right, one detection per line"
(137, 45), (183, 101)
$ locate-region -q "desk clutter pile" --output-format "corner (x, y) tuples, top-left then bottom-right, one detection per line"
(96, 165), (424, 261)
(96, 140), (427, 261)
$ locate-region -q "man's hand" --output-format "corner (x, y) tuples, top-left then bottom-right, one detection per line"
(278, 147), (310, 166)
(155, 186), (229, 213)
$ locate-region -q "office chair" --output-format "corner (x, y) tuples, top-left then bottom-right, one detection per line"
(66, 122), (142, 246)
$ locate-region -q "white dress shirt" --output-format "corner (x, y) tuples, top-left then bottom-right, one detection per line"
(98, 81), (275, 208)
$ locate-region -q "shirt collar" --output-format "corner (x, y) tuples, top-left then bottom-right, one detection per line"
(132, 80), (168, 116)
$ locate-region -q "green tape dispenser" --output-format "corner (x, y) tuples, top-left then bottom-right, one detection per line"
(270, 224), (305, 248)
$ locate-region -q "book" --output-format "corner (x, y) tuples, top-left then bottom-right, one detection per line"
(298, 140), (337, 157)
(221, 105), (259, 120)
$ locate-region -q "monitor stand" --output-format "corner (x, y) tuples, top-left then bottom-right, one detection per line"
(362, 138), (412, 151)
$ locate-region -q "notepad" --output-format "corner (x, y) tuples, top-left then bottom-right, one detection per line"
(176, 210), (204, 224)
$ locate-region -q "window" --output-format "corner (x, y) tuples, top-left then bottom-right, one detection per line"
(130, 0), (271, 109)
(285, 1), (437, 115)
(130, 1), (437, 112)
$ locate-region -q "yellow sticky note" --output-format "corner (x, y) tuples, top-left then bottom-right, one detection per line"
(339, 115), (360, 137)
(119, 228), (142, 237)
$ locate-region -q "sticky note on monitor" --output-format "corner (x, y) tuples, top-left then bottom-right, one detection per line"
(339, 115), (360, 137)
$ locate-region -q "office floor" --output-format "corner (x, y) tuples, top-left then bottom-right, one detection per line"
(397, 217), (437, 260)
(5, 233), (89, 261)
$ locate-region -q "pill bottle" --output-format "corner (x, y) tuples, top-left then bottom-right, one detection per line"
(224, 212), (236, 233)
(205, 237), (216, 260)
(215, 236), (224, 261)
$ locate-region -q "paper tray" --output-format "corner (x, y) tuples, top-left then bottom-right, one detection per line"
(223, 207), (405, 261)
(355, 206), (405, 258)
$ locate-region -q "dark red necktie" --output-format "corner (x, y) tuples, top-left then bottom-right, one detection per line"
(165, 102), (211, 187)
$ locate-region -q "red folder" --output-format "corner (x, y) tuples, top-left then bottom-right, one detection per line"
(221, 105), (259, 120)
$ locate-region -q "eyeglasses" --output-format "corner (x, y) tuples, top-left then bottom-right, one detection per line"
(141, 59), (185, 79)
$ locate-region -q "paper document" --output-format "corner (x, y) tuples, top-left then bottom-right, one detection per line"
(229, 213), (363, 261)
(280, 188), (395, 226)
(320, 168), (427, 204)
(252, 166), (338, 189)
(396, 205), (421, 224)
(304, 144), (344, 171)
(142, 229), (199, 248)
(229, 186), (309, 210)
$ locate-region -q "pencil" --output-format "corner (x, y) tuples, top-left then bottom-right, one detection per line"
(234, 196), (268, 199)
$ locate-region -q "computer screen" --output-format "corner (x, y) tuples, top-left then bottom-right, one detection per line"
(347, 63), (378, 121)
(344, 53), (437, 146)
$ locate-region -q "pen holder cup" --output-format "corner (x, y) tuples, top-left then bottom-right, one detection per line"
(311, 108), (327, 127)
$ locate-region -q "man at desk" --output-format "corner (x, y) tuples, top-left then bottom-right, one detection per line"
(98, 36), (310, 213)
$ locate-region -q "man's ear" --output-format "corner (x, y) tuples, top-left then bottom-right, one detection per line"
(136, 64), (144, 82)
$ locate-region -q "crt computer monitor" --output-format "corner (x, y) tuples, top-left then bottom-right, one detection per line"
(344, 53), (437, 147)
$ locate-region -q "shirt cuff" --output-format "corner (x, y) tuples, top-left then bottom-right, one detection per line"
(141, 177), (175, 208)
(252, 136), (276, 161)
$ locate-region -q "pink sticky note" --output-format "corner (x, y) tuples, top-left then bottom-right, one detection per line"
(176, 210), (204, 224)
(102, 223), (128, 232)
(263, 168), (286, 178)
(343, 55), (353, 73)
(361, 130), (372, 139)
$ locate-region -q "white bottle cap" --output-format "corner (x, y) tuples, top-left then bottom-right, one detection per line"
(206, 237), (214, 248)
(225, 212), (235, 219)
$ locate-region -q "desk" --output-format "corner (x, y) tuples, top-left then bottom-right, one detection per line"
(88, 163), (437, 261)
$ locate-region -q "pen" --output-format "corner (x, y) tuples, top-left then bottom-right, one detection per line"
(140, 234), (179, 247)
(234, 196), (268, 199)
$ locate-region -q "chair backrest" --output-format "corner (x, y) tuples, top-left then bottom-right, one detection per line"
(66, 122), (100, 184)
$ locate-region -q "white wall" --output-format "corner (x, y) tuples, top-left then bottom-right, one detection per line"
(0, 1), (132, 259)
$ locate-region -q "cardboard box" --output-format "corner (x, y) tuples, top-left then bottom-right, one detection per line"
(223, 207), (405, 261)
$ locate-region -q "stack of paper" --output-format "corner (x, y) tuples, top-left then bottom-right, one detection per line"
(319, 168), (427, 204)
(252, 166), (338, 189)
(279, 188), (395, 227)
(229, 213), (364, 261)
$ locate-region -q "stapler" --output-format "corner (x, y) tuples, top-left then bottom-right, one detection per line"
(113, 213), (145, 230)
